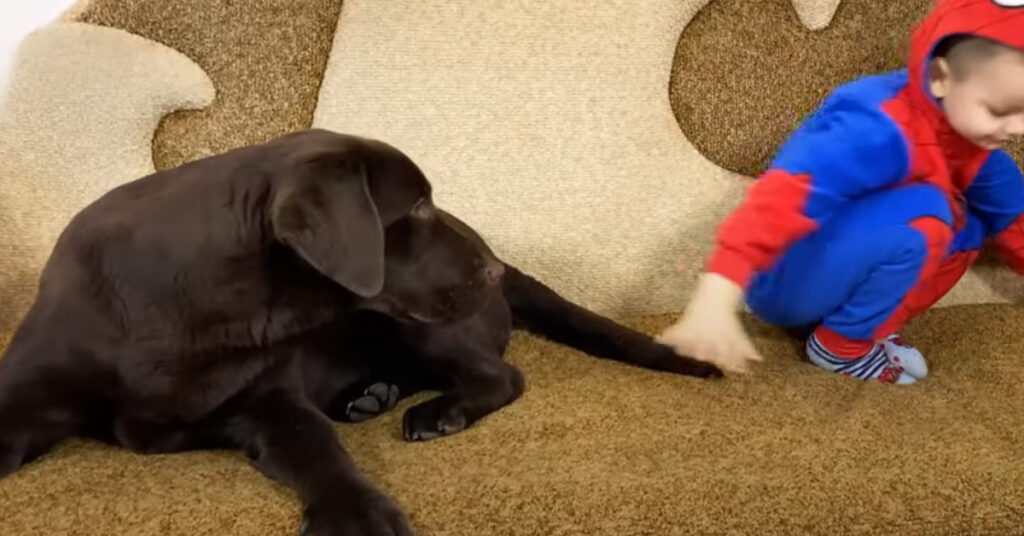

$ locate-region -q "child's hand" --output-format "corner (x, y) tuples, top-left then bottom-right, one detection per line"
(656, 272), (763, 375)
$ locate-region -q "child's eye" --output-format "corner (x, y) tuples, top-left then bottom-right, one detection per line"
(988, 106), (1011, 118)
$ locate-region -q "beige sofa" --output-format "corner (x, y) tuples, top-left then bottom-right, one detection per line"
(1, 1), (1022, 534)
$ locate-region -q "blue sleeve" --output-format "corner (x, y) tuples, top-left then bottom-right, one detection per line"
(965, 150), (1024, 273)
(964, 150), (1024, 235)
(768, 95), (911, 223)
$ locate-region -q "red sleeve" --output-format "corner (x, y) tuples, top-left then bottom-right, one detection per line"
(706, 170), (817, 288)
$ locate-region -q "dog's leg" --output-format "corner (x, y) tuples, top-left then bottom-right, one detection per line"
(0, 394), (83, 479)
(225, 388), (414, 536)
(102, 411), (236, 455)
(325, 363), (437, 424)
(0, 342), (93, 479)
(503, 265), (723, 378)
(301, 320), (437, 424)
(400, 333), (524, 441)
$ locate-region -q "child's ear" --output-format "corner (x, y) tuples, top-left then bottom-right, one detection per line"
(929, 57), (952, 99)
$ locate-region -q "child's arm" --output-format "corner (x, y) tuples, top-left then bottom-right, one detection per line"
(708, 101), (911, 289)
(659, 99), (911, 373)
(964, 150), (1024, 273)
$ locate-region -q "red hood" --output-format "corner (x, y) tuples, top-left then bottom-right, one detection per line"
(908, 0), (1024, 134)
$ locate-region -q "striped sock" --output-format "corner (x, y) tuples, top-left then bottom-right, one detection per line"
(806, 333), (915, 384)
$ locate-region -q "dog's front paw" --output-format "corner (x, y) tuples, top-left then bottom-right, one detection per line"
(401, 398), (467, 441)
(658, 346), (725, 379)
(301, 485), (414, 536)
(345, 382), (401, 423)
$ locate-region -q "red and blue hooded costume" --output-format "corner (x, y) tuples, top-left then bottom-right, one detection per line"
(707, 0), (1024, 353)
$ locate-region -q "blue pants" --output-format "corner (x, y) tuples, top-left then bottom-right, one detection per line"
(745, 184), (983, 342)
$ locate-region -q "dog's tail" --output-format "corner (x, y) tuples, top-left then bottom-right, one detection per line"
(502, 265), (722, 379)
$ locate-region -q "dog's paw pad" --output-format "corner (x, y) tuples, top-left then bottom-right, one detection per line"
(345, 396), (380, 422)
(364, 382), (400, 409)
(344, 382), (400, 422)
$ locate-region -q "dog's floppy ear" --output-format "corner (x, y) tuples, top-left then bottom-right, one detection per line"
(271, 156), (384, 297)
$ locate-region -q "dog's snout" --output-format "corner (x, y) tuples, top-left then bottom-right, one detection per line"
(483, 258), (505, 283)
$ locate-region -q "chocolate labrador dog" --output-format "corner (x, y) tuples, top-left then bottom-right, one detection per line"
(0, 128), (720, 536)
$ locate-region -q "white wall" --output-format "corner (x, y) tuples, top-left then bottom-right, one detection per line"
(0, 0), (79, 95)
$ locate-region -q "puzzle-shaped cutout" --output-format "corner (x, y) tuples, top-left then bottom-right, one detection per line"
(0, 22), (214, 331)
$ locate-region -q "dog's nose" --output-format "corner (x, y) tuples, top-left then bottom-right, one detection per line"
(483, 258), (505, 284)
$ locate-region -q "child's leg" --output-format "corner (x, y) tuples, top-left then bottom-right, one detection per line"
(745, 183), (958, 383)
(869, 212), (985, 377)
(895, 212), (986, 322)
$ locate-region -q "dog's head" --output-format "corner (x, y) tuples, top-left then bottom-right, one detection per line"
(268, 130), (504, 323)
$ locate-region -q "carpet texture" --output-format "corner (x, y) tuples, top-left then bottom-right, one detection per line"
(74, 0), (344, 170)
(2, 305), (1024, 535)
(672, 0), (935, 177)
(0, 22), (213, 332)
(2, 1), (1024, 535)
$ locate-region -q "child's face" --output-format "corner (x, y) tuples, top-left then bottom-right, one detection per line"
(931, 49), (1024, 150)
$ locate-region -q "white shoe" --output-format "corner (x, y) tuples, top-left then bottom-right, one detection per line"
(880, 334), (928, 380)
